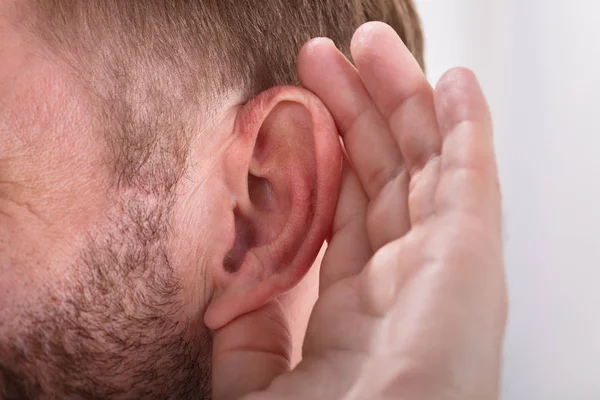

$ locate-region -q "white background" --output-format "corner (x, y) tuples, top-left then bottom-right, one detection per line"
(414, 1), (600, 399)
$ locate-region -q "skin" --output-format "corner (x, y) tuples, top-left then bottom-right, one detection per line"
(1, 3), (332, 397)
(0, 0), (506, 397)
(214, 23), (507, 400)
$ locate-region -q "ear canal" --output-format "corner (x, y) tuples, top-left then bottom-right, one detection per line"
(224, 172), (280, 274)
(224, 209), (255, 273)
(248, 174), (275, 212)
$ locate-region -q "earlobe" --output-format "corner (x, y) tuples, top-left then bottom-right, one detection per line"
(204, 87), (342, 331)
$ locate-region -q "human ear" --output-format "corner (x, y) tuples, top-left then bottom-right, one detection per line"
(204, 86), (342, 330)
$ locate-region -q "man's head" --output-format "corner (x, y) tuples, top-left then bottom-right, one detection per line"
(0, 0), (423, 398)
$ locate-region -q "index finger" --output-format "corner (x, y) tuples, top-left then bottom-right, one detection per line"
(297, 38), (405, 200)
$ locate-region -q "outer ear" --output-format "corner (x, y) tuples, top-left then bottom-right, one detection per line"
(204, 86), (342, 330)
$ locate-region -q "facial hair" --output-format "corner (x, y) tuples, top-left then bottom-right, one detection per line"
(0, 195), (212, 399)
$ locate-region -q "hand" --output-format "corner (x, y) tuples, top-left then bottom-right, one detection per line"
(213, 22), (507, 400)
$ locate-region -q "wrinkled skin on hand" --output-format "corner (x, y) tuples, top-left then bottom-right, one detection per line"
(212, 22), (507, 400)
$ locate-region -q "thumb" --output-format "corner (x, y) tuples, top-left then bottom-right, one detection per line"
(211, 300), (293, 400)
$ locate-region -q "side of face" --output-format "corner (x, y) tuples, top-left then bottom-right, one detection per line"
(0, 10), (219, 398)
(0, 9), (112, 326)
(0, 8), (341, 398)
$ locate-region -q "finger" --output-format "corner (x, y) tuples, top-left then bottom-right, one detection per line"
(212, 303), (292, 400)
(298, 37), (412, 248)
(319, 162), (372, 293)
(365, 169), (411, 250)
(298, 38), (405, 199)
(433, 68), (502, 229)
(351, 22), (442, 178)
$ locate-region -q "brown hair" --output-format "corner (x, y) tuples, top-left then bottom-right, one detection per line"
(25, 0), (424, 191)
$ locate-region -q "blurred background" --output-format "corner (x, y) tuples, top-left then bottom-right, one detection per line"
(413, 0), (600, 399)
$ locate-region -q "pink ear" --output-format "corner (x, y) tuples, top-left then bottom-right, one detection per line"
(204, 86), (342, 331)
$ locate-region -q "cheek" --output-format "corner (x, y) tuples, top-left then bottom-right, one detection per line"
(0, 57), (112, 328)
(0, 57), (111, 236)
